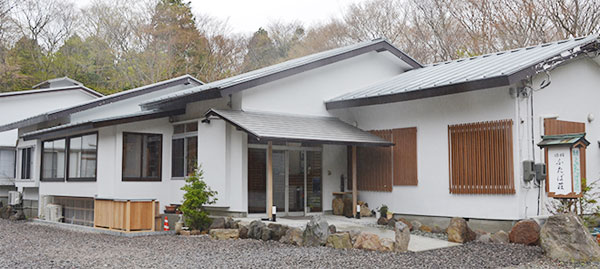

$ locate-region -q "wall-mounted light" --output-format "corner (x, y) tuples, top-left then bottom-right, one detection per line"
(588, 113), (595, 123)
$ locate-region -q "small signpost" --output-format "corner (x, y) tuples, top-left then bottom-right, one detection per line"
(538, 133), (589, 198)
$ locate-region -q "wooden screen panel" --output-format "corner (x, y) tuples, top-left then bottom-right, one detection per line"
(357, 130), (393, 192)
(544, 118), (585, 135)
(448, 119), (515, 194)
(543, 118), (586, 193)
(393, 127), (418, 186)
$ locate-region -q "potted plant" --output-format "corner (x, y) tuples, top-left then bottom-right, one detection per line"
(379, 205), (388, 219)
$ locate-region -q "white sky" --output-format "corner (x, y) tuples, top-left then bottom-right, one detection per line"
(76, 0), (367, 35)
(189, 0), (365, 34)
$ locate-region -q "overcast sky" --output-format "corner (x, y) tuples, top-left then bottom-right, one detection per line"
(75, 0), (366, 35)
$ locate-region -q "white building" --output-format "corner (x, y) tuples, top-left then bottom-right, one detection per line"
(2, 35), (599, 231)
(0, 77), (102, 210)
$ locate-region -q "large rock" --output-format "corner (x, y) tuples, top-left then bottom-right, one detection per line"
(411, 220), (422, 231)
(9, 210), (25, 221)
(349, 230), (361, 245)
(238, 224), (249, 239)
(209, 217), (226, 229)
(387, 218), (397, 229)
(377, 217), (389, 226)
(326, 233), (353, 249)
(491, 230), (509, 244)
(398, 218), (413, 231)
(280, 227), (303, 246)
(476, 233), (492, 243)
(394, 221), (410, 252)
(447, 217), (476, 243)
(353, 232), (384, 251)
(224, 217), (238, 229)
(343, 198), (353, 217)
(303, 215), (330, 247)
(540, 213), (600, 262)
(509, 219), (540, 245)
(0, 206), (12, 219)
(210, 229), (239, 240)
(268, 223), (289, 241)
(380, 238), (395, 252)
(248, 220), (267, 240)
(332, 197), (344, 215)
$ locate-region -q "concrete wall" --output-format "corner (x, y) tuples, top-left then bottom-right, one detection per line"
(331, 86), (525, 220)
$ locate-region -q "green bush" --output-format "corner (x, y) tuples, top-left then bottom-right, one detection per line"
(180, 166), (217, 231)
(379, 205), (388, 217)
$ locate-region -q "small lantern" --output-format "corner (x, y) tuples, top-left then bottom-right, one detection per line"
(538, 133), (589, 198)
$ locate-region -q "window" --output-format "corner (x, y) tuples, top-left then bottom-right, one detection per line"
(448, 119), (515, 194)
(0, 148), (16, 179)
(172, 122), (198, 178)
(68, 133), (98, 181)
(20, 148), (33, 180)
(123, 132), (162, 181)
(348, 127), (418, 191)
(42, 139), (66, 181)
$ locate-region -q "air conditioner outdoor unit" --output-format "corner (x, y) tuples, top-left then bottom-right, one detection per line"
(45, 204), (63, 222)
(8, 191), (21, 206)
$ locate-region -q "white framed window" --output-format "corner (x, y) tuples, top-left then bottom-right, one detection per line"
(0, 147), (16, 179)
(172, 122), (198, 178)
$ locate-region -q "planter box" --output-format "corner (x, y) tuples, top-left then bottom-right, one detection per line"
(94, 198), (159, 232)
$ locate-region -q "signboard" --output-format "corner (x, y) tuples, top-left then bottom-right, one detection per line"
(547, 146), (572, 196)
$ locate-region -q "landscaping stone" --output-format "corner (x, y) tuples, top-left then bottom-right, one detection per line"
(332, 197), (344, 215)
(491, 230), (509, 244)
(9, 210), (25, 221)
(353, 232), (384, 251)
(280, 227), (303, 246)
(248, 220), (267, 240)
(540, 213), (600, 262)
(190, 230), (202, 235)
(419, 224), (432, 233)
(380, 238), (395, 252)
(267, 223), (288, 241)
(509, 219), (540, 245)
(359, 201), (372, 217)
(260, 226), (272, 241)
(432, 225), (443, 234)
(303, 215), (330, 247)
(326, 233), (353, 249)
(398, 218), (413, 231)
(210, 229), (239, 240)
(447, 217), (476, 243)
(377, 216), (388, 226)
(411, 220), (422, 231)
(387, 218), (397, 229)
(0, 206), (11, 219)
(348, 230), (361, 245)
(224, 217), (238, 229)
(328, 224), (336, 234)
(476, 233), (492, 243)
(179, 230), (191, 236)
(394, 221), (410, 252)
(209, 217), (226, 229)
(238, 224), (248, 239)
(343, 198), (353, 217)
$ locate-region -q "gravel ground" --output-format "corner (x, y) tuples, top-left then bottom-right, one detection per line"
(0, 219), (550, 268)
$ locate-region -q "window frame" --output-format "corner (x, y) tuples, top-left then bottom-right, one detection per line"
(40, 138), (67, 182)
(122, 132), (163, 182)
(66, 132), (99, 182)
(0, 147), (16, 179)
(171, 122), (198, 179)
(19, 147), (33, 180)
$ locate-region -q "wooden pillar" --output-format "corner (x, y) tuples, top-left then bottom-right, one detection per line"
(267, 141), (273, 219)
(352, 145), (358, 218)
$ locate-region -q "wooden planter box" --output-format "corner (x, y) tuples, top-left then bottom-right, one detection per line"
(94, 198), (159, 232)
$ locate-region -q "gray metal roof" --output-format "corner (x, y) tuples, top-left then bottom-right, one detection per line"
(32, 77), (84, 90)
(0, 85), (103, 99)
(0, 75), (202, 132)
(141, 39), (422, 110)
(326, 34), (600, 109)
(205, 109), (393, 146)
(21, 109), (185, 140)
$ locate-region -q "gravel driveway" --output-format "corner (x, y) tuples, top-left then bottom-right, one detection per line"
(0, 219), (549, 268)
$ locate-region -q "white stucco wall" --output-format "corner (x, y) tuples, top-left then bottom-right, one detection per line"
(240, 51), (409, 116)
(331, 86), (527, 220)
(0, 90), (97, 147)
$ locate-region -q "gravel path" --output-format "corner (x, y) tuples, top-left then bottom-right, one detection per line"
(0, 219), (547, 268)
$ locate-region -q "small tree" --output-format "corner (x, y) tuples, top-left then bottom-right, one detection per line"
(180, 166), (217, 231)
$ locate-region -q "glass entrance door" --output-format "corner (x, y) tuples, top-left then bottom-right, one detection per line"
(287, 150), (305, 215)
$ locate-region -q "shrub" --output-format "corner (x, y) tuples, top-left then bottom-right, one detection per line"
(547, 178), (600, 227)
(180, 166), (217, 231)
(379, 205), (388, 217)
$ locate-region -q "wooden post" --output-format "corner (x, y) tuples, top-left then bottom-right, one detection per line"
(352, 145), (358, 218)
(267, 141), (273, 220)
(126, 200), (131, 232)
(151, 200), (156, 232)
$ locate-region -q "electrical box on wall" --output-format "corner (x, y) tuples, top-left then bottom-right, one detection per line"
(534, 163), (546, 183)
(523, 160), (535, 182)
